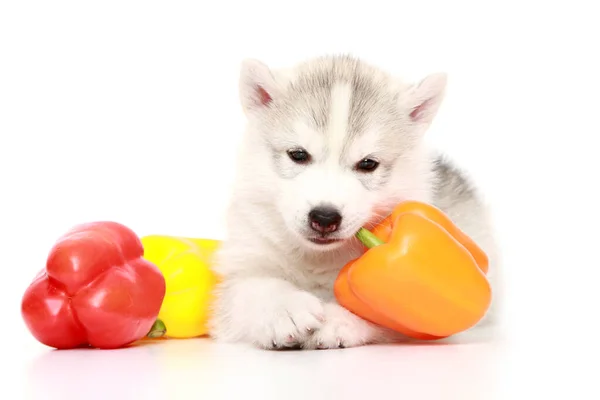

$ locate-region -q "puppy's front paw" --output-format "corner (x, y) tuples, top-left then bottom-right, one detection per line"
(249, 290), (325, 350)
(304, 303), (389, 350)
(210, 278), (326, 350)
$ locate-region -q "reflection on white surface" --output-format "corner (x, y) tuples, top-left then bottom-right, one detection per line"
(24, 329), (503, 400)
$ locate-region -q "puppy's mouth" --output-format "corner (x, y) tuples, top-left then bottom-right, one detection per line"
(307, 236), (343, 245)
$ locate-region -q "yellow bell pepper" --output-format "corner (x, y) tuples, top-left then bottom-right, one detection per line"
(140, 235), (220, 338)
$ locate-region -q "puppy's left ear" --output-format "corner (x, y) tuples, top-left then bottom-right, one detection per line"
(238, 58), (282, 116)
(401, 73), (447, 129)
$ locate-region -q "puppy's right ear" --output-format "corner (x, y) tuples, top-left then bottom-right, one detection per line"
(239, 59), (280, 116)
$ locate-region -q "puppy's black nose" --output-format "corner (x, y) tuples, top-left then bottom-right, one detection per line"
(309, 207), (342, 233)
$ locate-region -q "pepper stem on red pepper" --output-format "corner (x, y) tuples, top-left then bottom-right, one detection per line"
(356, 228), (385, 249)
(146, 319), (167, 338)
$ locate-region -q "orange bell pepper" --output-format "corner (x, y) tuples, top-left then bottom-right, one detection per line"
(371, 201), (489, 274)
(334, 201), (491, 340)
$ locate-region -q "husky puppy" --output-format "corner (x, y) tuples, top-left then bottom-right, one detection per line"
(208, 55), (499, 350)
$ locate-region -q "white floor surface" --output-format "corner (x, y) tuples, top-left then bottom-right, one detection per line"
(9, 324), (598, 400)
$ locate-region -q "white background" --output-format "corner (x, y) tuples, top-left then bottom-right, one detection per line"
(1, 1), (599, 399)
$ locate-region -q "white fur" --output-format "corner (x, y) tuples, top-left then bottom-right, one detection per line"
(208, 55), (499, 350)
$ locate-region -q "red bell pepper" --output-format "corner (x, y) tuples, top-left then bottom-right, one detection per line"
(21, 221), (167, 349)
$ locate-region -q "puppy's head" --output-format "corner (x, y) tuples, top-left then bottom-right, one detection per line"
(237, 56), (446, 251)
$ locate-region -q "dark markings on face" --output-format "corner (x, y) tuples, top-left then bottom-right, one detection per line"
(264, 55), (414, 190)
(286, 67), (334, 131)
(348, 71), (382, 142)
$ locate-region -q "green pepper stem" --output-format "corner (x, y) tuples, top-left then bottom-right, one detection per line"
(146, 319), (167, 338)
(355, 228), (385, 249)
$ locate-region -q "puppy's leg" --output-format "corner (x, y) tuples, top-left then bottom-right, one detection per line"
(209, 277), (325, 350)
(303, 302), (401, 349)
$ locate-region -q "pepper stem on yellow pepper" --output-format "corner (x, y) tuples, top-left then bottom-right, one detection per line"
(356, 228), (385, 249)
(146, 319), (167, 338)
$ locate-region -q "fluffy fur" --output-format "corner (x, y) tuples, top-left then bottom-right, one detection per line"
(208, 55), (500, 350)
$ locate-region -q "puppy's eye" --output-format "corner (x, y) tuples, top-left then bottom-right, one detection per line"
(356, 158), (379, 172)
(287, 149), (311, 164)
